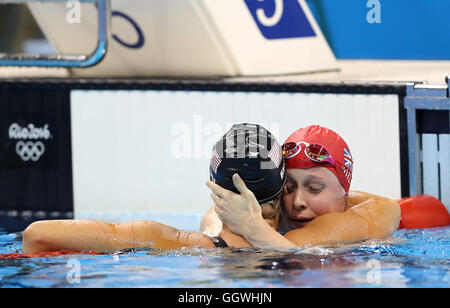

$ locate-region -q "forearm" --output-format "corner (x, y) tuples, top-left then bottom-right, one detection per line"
(23, 220), (121, 253)
(117, 220), (216, 250)
(233, 212), (369, 249)
(244, 219), (297, 248)
(23, 219), (216, 253)
(284, 213), (370, 247)
(283, 194), (399, 248)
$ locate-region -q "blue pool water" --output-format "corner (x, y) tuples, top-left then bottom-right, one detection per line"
(0, 219), (448, 288)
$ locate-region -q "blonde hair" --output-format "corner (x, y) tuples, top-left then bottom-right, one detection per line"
(261, 196), (281, 229)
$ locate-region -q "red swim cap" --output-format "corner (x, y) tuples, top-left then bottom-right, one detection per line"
(283, 125), (353, 193)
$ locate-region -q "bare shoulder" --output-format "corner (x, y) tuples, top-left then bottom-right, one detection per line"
(345, 190), (401, 238)
(346, 190), (380, 208)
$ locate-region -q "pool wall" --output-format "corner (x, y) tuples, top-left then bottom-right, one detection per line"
(0, 79), (448, 223)
(70, 89), (401, 218)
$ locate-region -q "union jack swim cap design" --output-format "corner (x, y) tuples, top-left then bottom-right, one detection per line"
(283, 125), (353, 193)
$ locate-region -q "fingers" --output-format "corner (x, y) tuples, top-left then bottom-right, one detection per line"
(210, 192), (223, 207)
(232, 173), (251, 196)
(213, 204), (227, 223)
(206, 181), (228, 198)
(213, 204), (224, 217)
(206, 180), (242, 201)
(210, 193), (230, 219)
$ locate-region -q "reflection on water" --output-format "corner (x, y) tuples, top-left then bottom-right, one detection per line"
(0, 227), (448, 288)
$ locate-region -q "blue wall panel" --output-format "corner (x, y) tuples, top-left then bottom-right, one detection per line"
(305, 0), (450, 59)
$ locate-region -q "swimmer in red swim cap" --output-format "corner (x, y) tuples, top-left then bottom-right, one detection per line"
(283, 125), (352, 193)
(278, 125), (353, 232)
(206, 125), (402, 248)
(22, 124), (404, 253)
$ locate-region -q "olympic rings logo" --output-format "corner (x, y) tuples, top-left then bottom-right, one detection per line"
(15, 141), (46, 162)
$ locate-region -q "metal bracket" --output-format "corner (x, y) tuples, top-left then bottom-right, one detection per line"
(404, 76), (450, 197)
(0, 0), (110, 67)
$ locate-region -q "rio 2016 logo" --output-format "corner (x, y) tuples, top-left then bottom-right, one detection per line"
(8, 123), (52, 162)
(243, 0), (316, 39)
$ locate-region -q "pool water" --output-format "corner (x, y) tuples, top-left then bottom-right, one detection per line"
(0, 220), (448, 288)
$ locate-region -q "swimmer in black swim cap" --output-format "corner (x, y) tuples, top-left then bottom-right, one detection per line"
(202, 123), (286, 244)
(210, 123), (286, 204)
(23, 123), (285, 253)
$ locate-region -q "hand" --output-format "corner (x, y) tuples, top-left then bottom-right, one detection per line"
(206, 174), (264, 237)
(199, 207), (223, 237)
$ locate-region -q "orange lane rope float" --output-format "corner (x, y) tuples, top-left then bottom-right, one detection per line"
(398, 195), (450, 229)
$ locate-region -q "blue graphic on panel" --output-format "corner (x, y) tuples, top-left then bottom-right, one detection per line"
(244, 0), (316, 39)
(111, 11), (145, 49)
(305, 0), (450, 60)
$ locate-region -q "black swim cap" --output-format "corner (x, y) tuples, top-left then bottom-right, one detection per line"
(209, 123), (286, 204)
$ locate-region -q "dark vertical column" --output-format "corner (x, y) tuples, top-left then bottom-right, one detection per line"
(398, 95), (410, 198)
(0, 87), (73, 221)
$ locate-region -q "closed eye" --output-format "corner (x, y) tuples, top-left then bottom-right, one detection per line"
(308, 187), (322, 194)
(306, 183), (325, 194)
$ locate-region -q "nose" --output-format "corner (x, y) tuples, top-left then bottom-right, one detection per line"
(292, 188), (307, 212)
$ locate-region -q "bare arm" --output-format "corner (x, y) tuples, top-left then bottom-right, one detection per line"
(207, 175), (400, 248)
(199, 206), (223, 237)
(235, 217), (297, 248)
(22, 219), (217, 253)
(344, 190), (401, 238)
(284, 192), (400, 246)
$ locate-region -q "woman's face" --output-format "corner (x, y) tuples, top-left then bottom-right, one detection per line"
(281, 167), (346, 230)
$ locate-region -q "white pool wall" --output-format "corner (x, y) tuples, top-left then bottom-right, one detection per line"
(71, 90), (401, 221)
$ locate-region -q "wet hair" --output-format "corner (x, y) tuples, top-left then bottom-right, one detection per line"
(261, 196), (281, 228)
